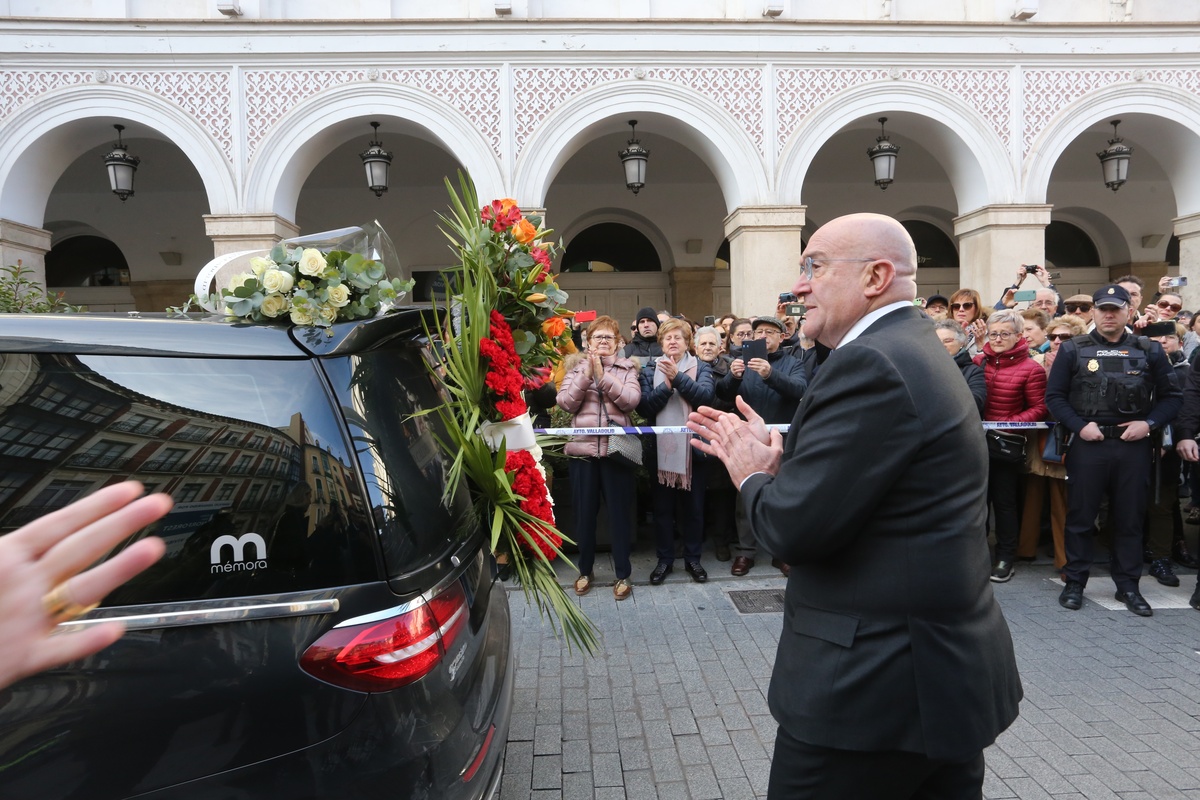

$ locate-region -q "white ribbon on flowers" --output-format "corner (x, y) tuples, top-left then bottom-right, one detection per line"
(193, 248), (262, 312)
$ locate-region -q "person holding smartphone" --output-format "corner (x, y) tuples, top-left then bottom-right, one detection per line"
(716, 316), (808, 576)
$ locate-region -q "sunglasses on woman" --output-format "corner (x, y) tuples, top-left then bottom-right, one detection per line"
(1047, 333), (1073, 341)
(950, 302), (975, 311)
(1157, 301), (1183, 313)
(1064, 303), (1092, 313)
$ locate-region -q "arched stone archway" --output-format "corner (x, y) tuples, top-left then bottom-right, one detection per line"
(245, 83), (504, 221)
(777, 82), (1014, 214)
(1024, 83), (1200, 216)
(512, 79), (768, 212)
(0, 84), (237, 226)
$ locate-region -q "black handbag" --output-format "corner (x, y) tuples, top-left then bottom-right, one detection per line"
(986, 429), (1027, 464)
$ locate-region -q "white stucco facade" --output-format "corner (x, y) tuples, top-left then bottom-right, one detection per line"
(0, 3), (1196, 319)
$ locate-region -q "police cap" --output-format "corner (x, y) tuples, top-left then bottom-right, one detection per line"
(1092, 284), (1132, 309)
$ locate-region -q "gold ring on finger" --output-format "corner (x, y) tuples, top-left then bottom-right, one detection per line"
(41, 582), (98, 624)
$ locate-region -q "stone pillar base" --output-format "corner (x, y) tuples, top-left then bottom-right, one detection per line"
(953, 205), (1052, 307)
(204, 213), (300, 258)
(724, 206), (806, 319)
(1172, 212), (1200, 310)
(0, 219), (53, 288)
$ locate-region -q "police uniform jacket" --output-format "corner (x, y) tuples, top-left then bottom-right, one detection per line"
(1044, 330), (1182, 434)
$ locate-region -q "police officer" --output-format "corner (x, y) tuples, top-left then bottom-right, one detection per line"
(1046, 284), (1183, 616)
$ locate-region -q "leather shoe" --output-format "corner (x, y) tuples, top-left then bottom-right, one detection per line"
(1173, 539), (1200, 569)
(771, 557), (791, 578)
(685, 561), (708, 583)
(1115, 588), (1153, 617)
(1059, 580), (1084, 610)
(1190, 585), (1200, 611)
(649, 561), (672, 585)
(731, 556), (754, 576)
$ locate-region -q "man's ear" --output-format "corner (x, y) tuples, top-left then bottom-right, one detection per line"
(863, 259), (896, 298)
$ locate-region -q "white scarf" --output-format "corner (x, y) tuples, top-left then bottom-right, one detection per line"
(653, 353), (697, 490)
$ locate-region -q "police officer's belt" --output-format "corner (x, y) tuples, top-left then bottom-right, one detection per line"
(1096, 425), (1135, 439)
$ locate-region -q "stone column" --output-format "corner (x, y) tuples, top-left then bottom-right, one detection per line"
(1172, 212), (1200, 310)
(953, 205), (1052, 308)
(670, 267), (717, 323)
(723, 206), (805, 319)
(204, 213), (300, 257)
(0, 219), (53, 287)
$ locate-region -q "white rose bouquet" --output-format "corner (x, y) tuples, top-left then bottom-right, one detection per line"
(178, 223), (414, 329)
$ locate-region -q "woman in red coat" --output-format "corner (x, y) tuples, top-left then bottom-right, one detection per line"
(975, 308), (1047, 583)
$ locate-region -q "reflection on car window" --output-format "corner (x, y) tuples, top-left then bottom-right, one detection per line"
(325, 342), (469, 576)
(0, 353), (375, 604)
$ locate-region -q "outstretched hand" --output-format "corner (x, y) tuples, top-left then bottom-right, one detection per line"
(687, 396), (784, 487)
(0, 481), (171, 690)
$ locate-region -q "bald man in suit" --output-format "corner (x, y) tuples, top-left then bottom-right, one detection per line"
(689, 213), (1021, 799)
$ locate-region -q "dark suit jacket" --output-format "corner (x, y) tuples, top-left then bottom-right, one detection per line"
(742, 306), (1021, 761)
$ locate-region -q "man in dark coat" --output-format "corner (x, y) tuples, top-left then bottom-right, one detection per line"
(687, 213), (1021, 798)
(619, 306), (663, 360)
(1174, 360), (1200, 607)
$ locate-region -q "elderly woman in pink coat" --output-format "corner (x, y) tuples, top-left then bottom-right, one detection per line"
(556, 315), (643, 601)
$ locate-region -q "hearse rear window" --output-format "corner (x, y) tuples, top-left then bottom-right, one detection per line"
(0, 352), (375, 605)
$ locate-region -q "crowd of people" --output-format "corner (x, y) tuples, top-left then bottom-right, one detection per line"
(547, 271), (1200, 616)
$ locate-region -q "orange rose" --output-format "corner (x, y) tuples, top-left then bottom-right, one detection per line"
(498, 198), (519, 215)
(542, 317), (567, 338)
(512, 218), (537, 245)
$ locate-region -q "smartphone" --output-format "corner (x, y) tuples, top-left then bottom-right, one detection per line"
(785, 303), (806, 317)
(1166, 276), (1189, 288)
(741, 338), (768, 363)
(703, 315), (716, 326)
(779, 292), (798, 303)
(1047, 272), (1062, 280)
(1014, 290), (1038, 302)
(574, 310), (597, 323)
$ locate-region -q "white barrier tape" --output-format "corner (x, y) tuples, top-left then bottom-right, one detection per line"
(534, 421), (1052, 436)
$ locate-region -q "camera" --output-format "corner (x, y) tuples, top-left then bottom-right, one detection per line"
(784, 303), (806, 317)
(1022, 264), (1040, 274)
(1166, 276), (1189, 288)
(779, 292), (798, 303)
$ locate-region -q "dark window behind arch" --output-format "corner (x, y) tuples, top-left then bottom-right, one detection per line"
(1165, 235), (1179, 267)
(901, 221), (959, 269)
(562, 223), (661, 272)
(1045, 221), (1100, 267)
(45, 235), (129, 287)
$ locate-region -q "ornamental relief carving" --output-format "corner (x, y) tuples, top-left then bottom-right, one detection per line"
(1022, 68), (1200, 157)
(243, 68), (502, 160)
(775, 67), (1011, 152)
(0, 70), (233, 161)
(511, 66), (765, 157)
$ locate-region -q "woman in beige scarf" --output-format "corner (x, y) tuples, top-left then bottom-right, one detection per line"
(637, 319), (715, 586)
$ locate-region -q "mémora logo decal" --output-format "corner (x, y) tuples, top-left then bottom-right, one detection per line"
(210, 533), (268, 573)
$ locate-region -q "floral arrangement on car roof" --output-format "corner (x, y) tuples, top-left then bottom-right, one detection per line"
(426, 174), (596, 653)
(170, 223), (414, 331)
(215, 245), (413, 327)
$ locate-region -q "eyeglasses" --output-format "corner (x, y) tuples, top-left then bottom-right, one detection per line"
(1047, 333), (1073, 341)
(950, 302), (976, 311)
(1157, 301), (1183, 312)
(1064, 303), (1092, 312)
(732, 331), (753, 339)
(986, 331), (1017, 341)
(589, 334), (616, 342)
(799, 256), (874, 282)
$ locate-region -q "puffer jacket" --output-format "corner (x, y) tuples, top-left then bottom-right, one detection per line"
(556, 355), (642, 457)
(974, 338), (1047, 422)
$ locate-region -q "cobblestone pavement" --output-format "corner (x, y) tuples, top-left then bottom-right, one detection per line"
(501, 541), (1200, 799)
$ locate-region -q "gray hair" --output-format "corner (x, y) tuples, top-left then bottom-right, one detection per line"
(988, 308), (1024, 334)
(694, 325), (722, 343)
(934, 320), (968, 348)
